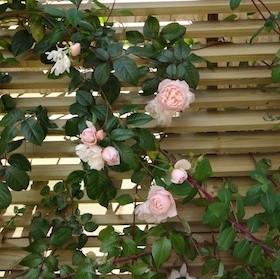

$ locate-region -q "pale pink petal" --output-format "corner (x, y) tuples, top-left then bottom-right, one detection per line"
(174, 159), (192, 171)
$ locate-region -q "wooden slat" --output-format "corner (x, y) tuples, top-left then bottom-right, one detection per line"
(11, 131), (280, 158)
(45, 110), (279, 134)
(1, 42), (278, 72)
(0, 20), (276, 42)
(20, 153), (280, 181)
(11, 88), (280, 112)
(87, 0), (280, 15)
(0, 66), (273, 93)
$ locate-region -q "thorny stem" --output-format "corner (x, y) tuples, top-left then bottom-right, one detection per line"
(186, 175), (277, 260)
(106, 0), (116, 23)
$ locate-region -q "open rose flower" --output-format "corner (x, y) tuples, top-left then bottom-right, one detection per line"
(145, 79), (195, 126)
(135, 186), (177, 223)
(69, 42), (81, 57)
(168, 263), (196, 279)
(102, 146), (120, 166)
(75, 144), (104, 171)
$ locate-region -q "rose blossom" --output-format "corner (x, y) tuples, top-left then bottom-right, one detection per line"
(135, 186), (177, 223)
(157, 79), (195, 111)
(96, 129), (106, 141)
(80, 127), (97, 146)
(101, 146), (120, 166)
(168, 263), (196, 279)
(171, 168), (188, 184)
(174, 159), (192, 170)
(69, 42), (81, 57)
(75, 144), (105, 171)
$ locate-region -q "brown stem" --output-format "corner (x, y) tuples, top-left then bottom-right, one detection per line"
(106, 0), (116, 23)
(113, 251), (150, 264)
(186, 175), (277, 259)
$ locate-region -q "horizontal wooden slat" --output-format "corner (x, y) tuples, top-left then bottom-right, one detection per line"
(45, 110), (279, 134)
(0, 67), (273, 93)
(1, 42), (278, 72)
(20, 153), (280, 181)
(11, 131), (280, 158)
(11, 88), (280, 112)
(48, 0), (280, 15)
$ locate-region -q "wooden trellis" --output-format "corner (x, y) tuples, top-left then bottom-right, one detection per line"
(0, 0), (280, 278)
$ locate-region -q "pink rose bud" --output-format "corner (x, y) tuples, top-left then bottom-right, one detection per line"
(101, 146), (120, 166)
(174, 159), (191, 170)
(157, 79), (195, 112)
(69, 43), (81, 57)
(96, 129), (106, 141)
(80, 127), (97, 146)
(171, 168), (188, 184)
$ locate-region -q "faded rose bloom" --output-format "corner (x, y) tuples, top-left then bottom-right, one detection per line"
(145, 99), (173, 126)
(135, 186), (177, 223)
(76, 144), (105, 171)
(69, 42), (81, 57)
(171, 168), (188, 184)
(96, 129), (106, 141)
(46, 46), (71, 76)
(157, 79), (195, 111)
(102, 146), (120, 166)
(168, 263), (196, 279)
(174, 159), (192, 171)
(80, 127), (97, 146)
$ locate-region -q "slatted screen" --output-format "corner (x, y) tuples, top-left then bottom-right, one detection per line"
(0, 0), (280, 278)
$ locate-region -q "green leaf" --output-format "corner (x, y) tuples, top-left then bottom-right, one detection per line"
(0, 182), (12, 210)
(194, 156), (213, 183)
(273, 256), (280, 271)
(116, 194), (133, 205)
(174, 39), (191, 61)
(95, 48), (109, 61)
(7, 139), (24, 153)
(0, 3), (8, 14)
(135, 129), (157, 150)
(0, 108), (25, 126)
(84, 221), (98, 232)
(1, 94), (16, 110)
(230, 0), (242, 10)
(217, 227), (236, 251)
(44, 7), (66, 17)
(20, 254), (44, 268)
(143, 16), (160, 39)
(152, 236), (172, 268)
(98, 262), (115, 274)
(11, 30), (34, 56)
(127, 45), (156, 58)
(217, 188), (231, 204)
(5, 166), (29, 191)
(156, 49), (174, 63)
(184, 62), (200, 89)
(126, 30), (145, 44)
(94, 62), (110, 86)
(261, 189), (276, 212)
(247, 214), (262, 233)
(141, 77), (159, 96)
(233, 239), (251, 259)
(130, 261), (148, 276)
(1, 126), (18, 142)
(202, 202), (230, 227)
(107, 42), (123, 58)
(272, 66), (280, 82)
(45, 255), (58, 271)
(76, 90), (93, 106)
(110, 128), (135, 141)
(160, 23), (186, 41)
(8, 153), (31, 171)
(22, 267), (41, 279)
(68, 72), (83, 93)
(21, 118), (45, 145)
(113, 56), (139, 85)
(236, 194), (245, 221)
(102, 75), (121, 104)
(126, 113), (153, 126)
(66, 8), (84, 27)
(169, 231), (185, 256)
(64, 117), (80, 136)
(168, 181), (193, 196)
(122, 239), (138, 255)
(50, 227), (72, 247)
(247, 245), (263, 265)
(131, 169), (146, 184)
(119, 104), (138, 116)
(78, 20), (95, 32)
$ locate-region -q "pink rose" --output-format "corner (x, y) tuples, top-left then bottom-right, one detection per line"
(101, 146), (120, 166)
(135, 186), (177, 223)
(96, 129), (106, 141)
(69, 43), (81, 57)
(80, 127), (97, 146)
(157, 79), (195, 112)
(171, 168), (188, 184)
